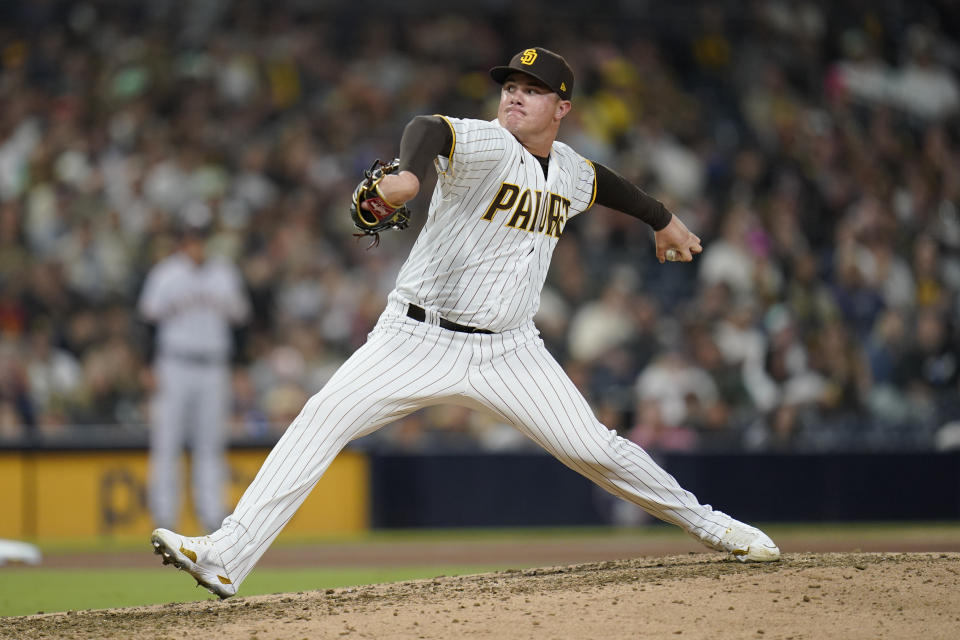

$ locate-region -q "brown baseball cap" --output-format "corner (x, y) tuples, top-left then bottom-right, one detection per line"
(490, 47), (574, 100)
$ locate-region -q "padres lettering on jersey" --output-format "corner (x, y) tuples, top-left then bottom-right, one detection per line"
(391, 117), (596, 332)
(480, 183), (571, 238)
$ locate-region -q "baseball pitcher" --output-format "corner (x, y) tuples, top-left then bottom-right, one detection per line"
(152, 47), (779, 599)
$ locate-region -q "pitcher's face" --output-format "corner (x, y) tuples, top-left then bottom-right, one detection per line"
(497, 73), (569, 145)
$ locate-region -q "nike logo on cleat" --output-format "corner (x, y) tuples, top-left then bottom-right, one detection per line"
(179, 546), (198, 563)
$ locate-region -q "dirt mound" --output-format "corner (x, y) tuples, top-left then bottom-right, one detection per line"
(4, 552), (958, 639)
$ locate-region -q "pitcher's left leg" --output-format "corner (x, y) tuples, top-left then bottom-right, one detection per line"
(208, 318), (476, 588)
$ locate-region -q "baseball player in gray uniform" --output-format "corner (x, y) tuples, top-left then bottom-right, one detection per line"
(152, 47), (779, 599)
(139, 210), (251, 533)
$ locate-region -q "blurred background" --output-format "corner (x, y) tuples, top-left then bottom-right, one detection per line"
(0, 0), (958, 538)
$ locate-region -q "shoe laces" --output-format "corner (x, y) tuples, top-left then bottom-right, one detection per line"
(187, 535), (214, 548)
(183, 535), (225, 564)
(722, 524), (761, 549)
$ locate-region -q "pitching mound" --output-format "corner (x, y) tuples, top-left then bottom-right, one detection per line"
(4, 551), (959, 639)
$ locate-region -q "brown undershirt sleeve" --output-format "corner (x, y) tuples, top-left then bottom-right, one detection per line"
(592, 161), (672, 231)
(398, 115), (454, 184)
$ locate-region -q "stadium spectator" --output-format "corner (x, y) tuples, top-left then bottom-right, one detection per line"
(0, 0), (957, 455)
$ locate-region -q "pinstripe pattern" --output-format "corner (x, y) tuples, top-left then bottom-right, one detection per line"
(204, 116), (736, 588)
(214, 304), (475, 583)
(466, 333), (726, 536)
(395, 118), (594, 332)
(211, 301), (730, 587)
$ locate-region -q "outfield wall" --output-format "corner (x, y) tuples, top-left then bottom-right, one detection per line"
(0, 448), (369, 539)
(369, 451), (960, 527)
(1, 448), (957, 540)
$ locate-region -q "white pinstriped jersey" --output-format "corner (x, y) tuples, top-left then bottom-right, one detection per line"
(202, 116), (756, 593)
(391, 117), (597, 332)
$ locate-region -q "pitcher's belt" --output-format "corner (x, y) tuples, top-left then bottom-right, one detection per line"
(406, 304), (494, 334)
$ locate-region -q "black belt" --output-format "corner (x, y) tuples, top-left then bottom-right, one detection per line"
(406, 304), (493, 334)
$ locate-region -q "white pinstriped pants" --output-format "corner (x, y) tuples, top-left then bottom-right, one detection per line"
(211, 297), (730, 586)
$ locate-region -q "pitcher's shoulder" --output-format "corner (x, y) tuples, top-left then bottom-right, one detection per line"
(437, 116), (503, 132)
(551, 140), (593, 169)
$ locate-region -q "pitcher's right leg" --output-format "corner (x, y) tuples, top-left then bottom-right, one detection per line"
(467, 332), (779, 562)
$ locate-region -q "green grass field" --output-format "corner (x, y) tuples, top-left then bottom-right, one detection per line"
(2, 522), (958, 618)
(0, 528), (568, 617)
(0, 565), (510, 617)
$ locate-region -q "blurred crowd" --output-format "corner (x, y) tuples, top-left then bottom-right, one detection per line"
(0, 0), (958, 453)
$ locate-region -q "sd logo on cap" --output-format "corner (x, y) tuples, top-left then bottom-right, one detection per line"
(490, 47), (574, 101)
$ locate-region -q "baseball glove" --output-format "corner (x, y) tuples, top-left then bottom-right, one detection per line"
(350, 158), (411, 246)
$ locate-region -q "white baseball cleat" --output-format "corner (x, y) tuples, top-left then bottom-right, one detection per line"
(151, 528), (237, 599)
(713, 514), (781, 562)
